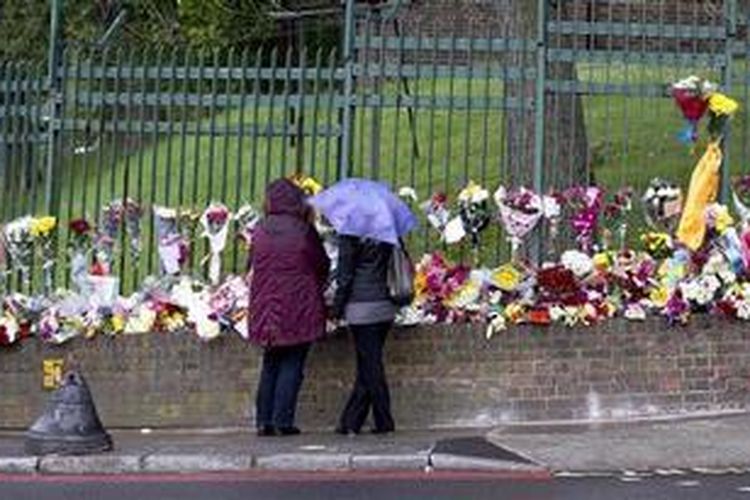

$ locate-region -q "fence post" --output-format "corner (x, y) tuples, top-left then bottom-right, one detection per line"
(338, 0), (357, 179)
(720, 0), (737, 203)
(532, 0), (547, 263)
(45, 0), (64, 215)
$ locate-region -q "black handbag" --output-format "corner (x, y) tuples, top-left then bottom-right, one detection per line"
(387, 243), (415, 307)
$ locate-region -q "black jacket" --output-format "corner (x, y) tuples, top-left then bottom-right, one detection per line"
(333, 235), (393, 318)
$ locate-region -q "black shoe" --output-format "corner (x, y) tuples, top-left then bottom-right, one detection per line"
(276, 426), (301, 436)
(335, 426), (358, 436)
(370, 426), (395, 435)
(257, 425), (276, 437)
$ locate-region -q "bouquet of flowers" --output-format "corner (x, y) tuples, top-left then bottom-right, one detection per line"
(200, 203), (231, 285)
(670, 76), (715, 144)
(30, 216), (57, 295)
(3, 216), (34, 290)
(670, 76), (739, 144)
(641, 178), (683, 233)
(494, 185), (543, 262)
(705, 203), (744, 274)
(234, 203), (260, 249)
(564, 186), (604, 254)
(541, 192), (563, 260)
(123, 199), (144, 267)
(208, 275), (249, 338)
(95, 201), (124, 275)
(0, 311), (20, 346)
(154, 206), (189, 276)
(601, 187), (633, 250)
(451, 181), (490, 261)
(413, 253), (471, 322)
(718, 283), (750, 320)
(422, 192), (451, 236)
(68, 218), (93, 291)
(536, 264), (582, 306)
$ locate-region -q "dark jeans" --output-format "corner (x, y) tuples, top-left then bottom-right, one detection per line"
(255, 343), (311, 429)
(338, 322), (395, 433)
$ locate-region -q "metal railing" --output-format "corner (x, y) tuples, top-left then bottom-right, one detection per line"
(0, 0), (748, 294)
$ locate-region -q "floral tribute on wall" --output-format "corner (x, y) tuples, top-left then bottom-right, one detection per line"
(0, 80), (746, 348)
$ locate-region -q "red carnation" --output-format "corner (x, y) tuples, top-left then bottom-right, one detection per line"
(69, 218), (92, 235)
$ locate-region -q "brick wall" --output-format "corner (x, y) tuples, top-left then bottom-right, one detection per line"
(2, 318), (750, 430)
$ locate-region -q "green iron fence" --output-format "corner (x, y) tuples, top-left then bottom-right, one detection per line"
(0, 0), (748, 294)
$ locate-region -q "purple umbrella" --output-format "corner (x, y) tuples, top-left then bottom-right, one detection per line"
(309, 178), (418, 245)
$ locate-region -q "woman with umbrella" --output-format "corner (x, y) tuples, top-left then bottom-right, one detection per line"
(310, 179), (417, 435)
(249, 179), (330, 436)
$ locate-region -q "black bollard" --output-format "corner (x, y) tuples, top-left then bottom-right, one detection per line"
(25, 370), (113, 455)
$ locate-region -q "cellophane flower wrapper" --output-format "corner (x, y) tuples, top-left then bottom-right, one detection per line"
(96, 201), (124, 275)
(421, 193), (450, 236)
(208, 275), (249, 337)
(169, 276), (220, 340)
(234, 204), (260, 249)
(3, 216), (34, 290)
(68, 218), (93, 291)
(601, 187), (633, 250)
(123, 199), (143, 267)
(541, 193), (563, 260)
(317, 221), (338, 308)
(456, 182), (491, 260)
(641, 178), (683, 233)
(200, 203), (231, 285)
(154, 206), (188, 276)
(494, 185), (543, 261)
(30, 216), (58, 295)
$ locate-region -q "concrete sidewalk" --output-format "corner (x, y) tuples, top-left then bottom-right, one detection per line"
(488, 413), (750, 474)
(4, 414), (750, 475)
(0, 428), (543, 475)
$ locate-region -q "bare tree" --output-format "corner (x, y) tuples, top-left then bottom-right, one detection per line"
(502, 0), (589, 190)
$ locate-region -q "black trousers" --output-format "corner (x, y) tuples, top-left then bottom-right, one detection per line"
(338, 322), (395, 433)
(255, 343), (311, 429)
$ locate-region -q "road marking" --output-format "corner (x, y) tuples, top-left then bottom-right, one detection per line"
(676, 480), (701, 488)
(619, 477), (642, 483)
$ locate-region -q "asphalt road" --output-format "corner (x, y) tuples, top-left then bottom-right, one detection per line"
(3, 471), (750, 499)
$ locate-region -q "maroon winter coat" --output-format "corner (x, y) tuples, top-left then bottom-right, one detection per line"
(249, 179), (330, 347)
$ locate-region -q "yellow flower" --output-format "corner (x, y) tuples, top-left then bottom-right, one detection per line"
(458, 180), (489, 204)
(711, 204), (734, 234)
(650, 286), (670, 308)
(413, 272), (428, 300)
(708, 93), (739, 116)
(290, 174), (323, 196)
(592, 252), (612, 271)
(504, 302), (526, 324)
(111, 314), (125, 334)
(492, 263), (522, 292)
(85, 325), (97, 339)
(30, 216), (57, 238)
(446, 280), (480, 309)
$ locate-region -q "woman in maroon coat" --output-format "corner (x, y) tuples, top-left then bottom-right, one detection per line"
(249, 179), (330, 436)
